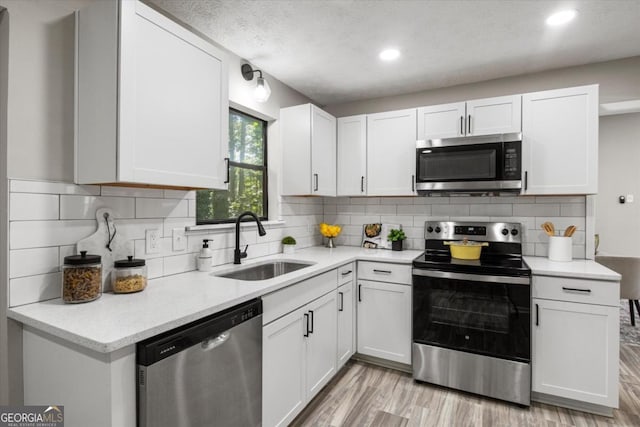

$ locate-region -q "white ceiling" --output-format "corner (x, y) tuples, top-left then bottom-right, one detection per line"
(150, 0), (640, 106)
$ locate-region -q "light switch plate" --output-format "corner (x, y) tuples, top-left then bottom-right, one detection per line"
(627, 194), (634, 203)
(145, 229), (161, 254)
(172, 228), (186, 251)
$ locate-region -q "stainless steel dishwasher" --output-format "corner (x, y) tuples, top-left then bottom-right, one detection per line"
(137, 299), (262, 427)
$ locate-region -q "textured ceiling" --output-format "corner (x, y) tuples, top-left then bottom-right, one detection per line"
(150, 0), (640, 106)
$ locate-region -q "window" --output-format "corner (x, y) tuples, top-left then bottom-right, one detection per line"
(196, 109), (268, 224)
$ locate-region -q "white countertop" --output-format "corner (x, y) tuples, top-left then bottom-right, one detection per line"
(524, 256), (621, 281)
(8, 246), (420, 354)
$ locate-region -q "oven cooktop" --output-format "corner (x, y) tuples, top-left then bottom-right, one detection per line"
(412, 220), (531, 277)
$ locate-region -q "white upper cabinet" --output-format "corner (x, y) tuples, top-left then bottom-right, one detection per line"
(417, 102), (466, 139)
(75, 0), (229, 189)
(281, 104), (337, 196)
(337, 115), (367, 196)
(418, 95), (521, 140)
(366, 109), (417, 196)
(522, 85), (598, 195)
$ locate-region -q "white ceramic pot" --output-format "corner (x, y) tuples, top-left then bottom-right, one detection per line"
(283, 244), (296, 255)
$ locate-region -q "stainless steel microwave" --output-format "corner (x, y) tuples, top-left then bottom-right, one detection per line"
(415, 133), (522, 195)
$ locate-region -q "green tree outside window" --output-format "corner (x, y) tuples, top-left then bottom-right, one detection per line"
(196, 109), (268, 223)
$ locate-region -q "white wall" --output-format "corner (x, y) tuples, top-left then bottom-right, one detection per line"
(596, 113), (640, 257)
(324, 56), (640, 117)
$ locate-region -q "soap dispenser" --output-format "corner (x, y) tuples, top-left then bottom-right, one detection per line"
(197, 239), (213, 272)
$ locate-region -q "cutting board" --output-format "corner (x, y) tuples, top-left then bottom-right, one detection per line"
(76, 208), (134, 292)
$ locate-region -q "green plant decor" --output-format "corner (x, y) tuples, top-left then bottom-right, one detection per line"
(387, 229), (407, 242)
(282, 236), (297, 245)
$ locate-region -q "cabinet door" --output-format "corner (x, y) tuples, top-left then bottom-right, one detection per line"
(263, 306), (307, 427)
(311, 105), (337, 196)
(357, 280), (412, 364)
(367, 109), (417, 196)
(305, 291), (338, 400)
(417, 102), (466, 140)
(118, 1), (228, 188)
(522, 85), (598, 195)
(337, 115), (367, 196)
(337, 281), (355, 368)
(466, 95), (521, 136)
(532, 298), (619, 407)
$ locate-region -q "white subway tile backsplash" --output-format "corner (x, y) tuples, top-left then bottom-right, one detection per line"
(469, 204), (513, 217)
(163, 218), (196, 237)
(136, 198), (189, 218)
(164, 189), (196, 199)
(397, 204), (431, 215)
(10, 180), (100, 196)
(10, 220), (96, 250)
(9, 193), (59, 221)
(365, 204), (397, 215)
(414, 196), (450, 205)
(560, 203), (585, 217)
(163, 253), (197, 276)
(188, 199), (196, 218)
(59, 245), (76, 266)
(380, 215), (414, 228)
(60, 195), (135, 220)
(432, 204), (470, 216)
(513, 204), (560, 217)
(146, 258), (164, 279)
(114, 219), (164, 240)
(10, 247), (59, 278)
(381, 197), (415, 205)
(350, 215), (382, 225)
(101, 186), (163, 198)
(10, 272), (61, 306)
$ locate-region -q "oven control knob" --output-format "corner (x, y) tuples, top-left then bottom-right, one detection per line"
(434, 227), (441, 233)
(427, 226), (434, 233)
(511, 229), (519, 236)
(501, 228), (509, 236)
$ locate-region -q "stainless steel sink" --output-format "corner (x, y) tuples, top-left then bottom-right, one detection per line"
(214, 260), (315, 281)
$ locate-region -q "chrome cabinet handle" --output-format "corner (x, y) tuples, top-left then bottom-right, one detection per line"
(313, 174), (319, 191)
(338, 292), (344, 312)
(562, 287), (591, 294)
(373, 269), (392, 274)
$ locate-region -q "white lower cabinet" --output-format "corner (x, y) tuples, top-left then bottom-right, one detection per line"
(262, 282), (338, 427)
(356, 279), (412, 364)
(531, 274), (620, 410)
(337, 280), (356, 368)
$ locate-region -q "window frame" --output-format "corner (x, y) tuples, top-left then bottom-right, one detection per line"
(196, 108), (268, 225)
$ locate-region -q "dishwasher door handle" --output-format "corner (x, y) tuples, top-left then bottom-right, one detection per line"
(201, 331), (230, 351)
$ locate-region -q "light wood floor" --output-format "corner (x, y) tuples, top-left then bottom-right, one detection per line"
(292, 344), (640, 427)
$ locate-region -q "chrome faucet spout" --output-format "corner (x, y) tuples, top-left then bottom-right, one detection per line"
(234, 211), (266, 264)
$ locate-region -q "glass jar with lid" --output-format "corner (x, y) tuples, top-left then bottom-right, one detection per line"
(112, 256), (147, 293)
(62, 251), (102, 303)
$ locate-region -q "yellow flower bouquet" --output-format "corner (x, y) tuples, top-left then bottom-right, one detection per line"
(319, 223), (341, 248)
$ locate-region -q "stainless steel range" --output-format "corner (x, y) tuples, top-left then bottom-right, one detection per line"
(412, 221), (532, 405)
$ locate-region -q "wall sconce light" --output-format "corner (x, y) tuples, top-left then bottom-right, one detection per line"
(241, 63), (271, 103)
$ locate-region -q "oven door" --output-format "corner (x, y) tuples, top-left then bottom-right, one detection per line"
(412, 269), (530, 363)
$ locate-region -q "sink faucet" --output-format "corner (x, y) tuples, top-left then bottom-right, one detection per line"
(234, 211), (267, 264)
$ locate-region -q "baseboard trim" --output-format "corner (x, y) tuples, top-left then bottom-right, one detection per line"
(532, 392), (614, 417)
(352, 353), (412, 374)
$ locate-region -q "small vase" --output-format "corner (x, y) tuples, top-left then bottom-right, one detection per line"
(283, 244), (296, 255)
(325, 237), (336, 248)
(391, 240), (403, 251)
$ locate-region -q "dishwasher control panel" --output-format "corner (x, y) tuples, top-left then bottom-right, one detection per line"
(136, 298), (263, 366)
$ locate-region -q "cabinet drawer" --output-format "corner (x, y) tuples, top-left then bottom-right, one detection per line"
(533, 275), (619, 307)
(358, 261), (411, 285)
(338, 263), (355, 285)
(263, 269), (337, 325)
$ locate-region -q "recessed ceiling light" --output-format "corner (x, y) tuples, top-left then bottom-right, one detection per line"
(379, 49), (400, 61)
(546, 9), (577, 26)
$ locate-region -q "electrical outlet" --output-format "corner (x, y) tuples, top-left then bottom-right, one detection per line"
(145, 229), (161, 254)
(172, 228), (186, 251)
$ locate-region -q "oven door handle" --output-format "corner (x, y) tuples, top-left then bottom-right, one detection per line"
(412, 269), (530, 285)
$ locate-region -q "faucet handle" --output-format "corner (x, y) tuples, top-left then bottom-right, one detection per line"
(241, 245), (248, 259)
